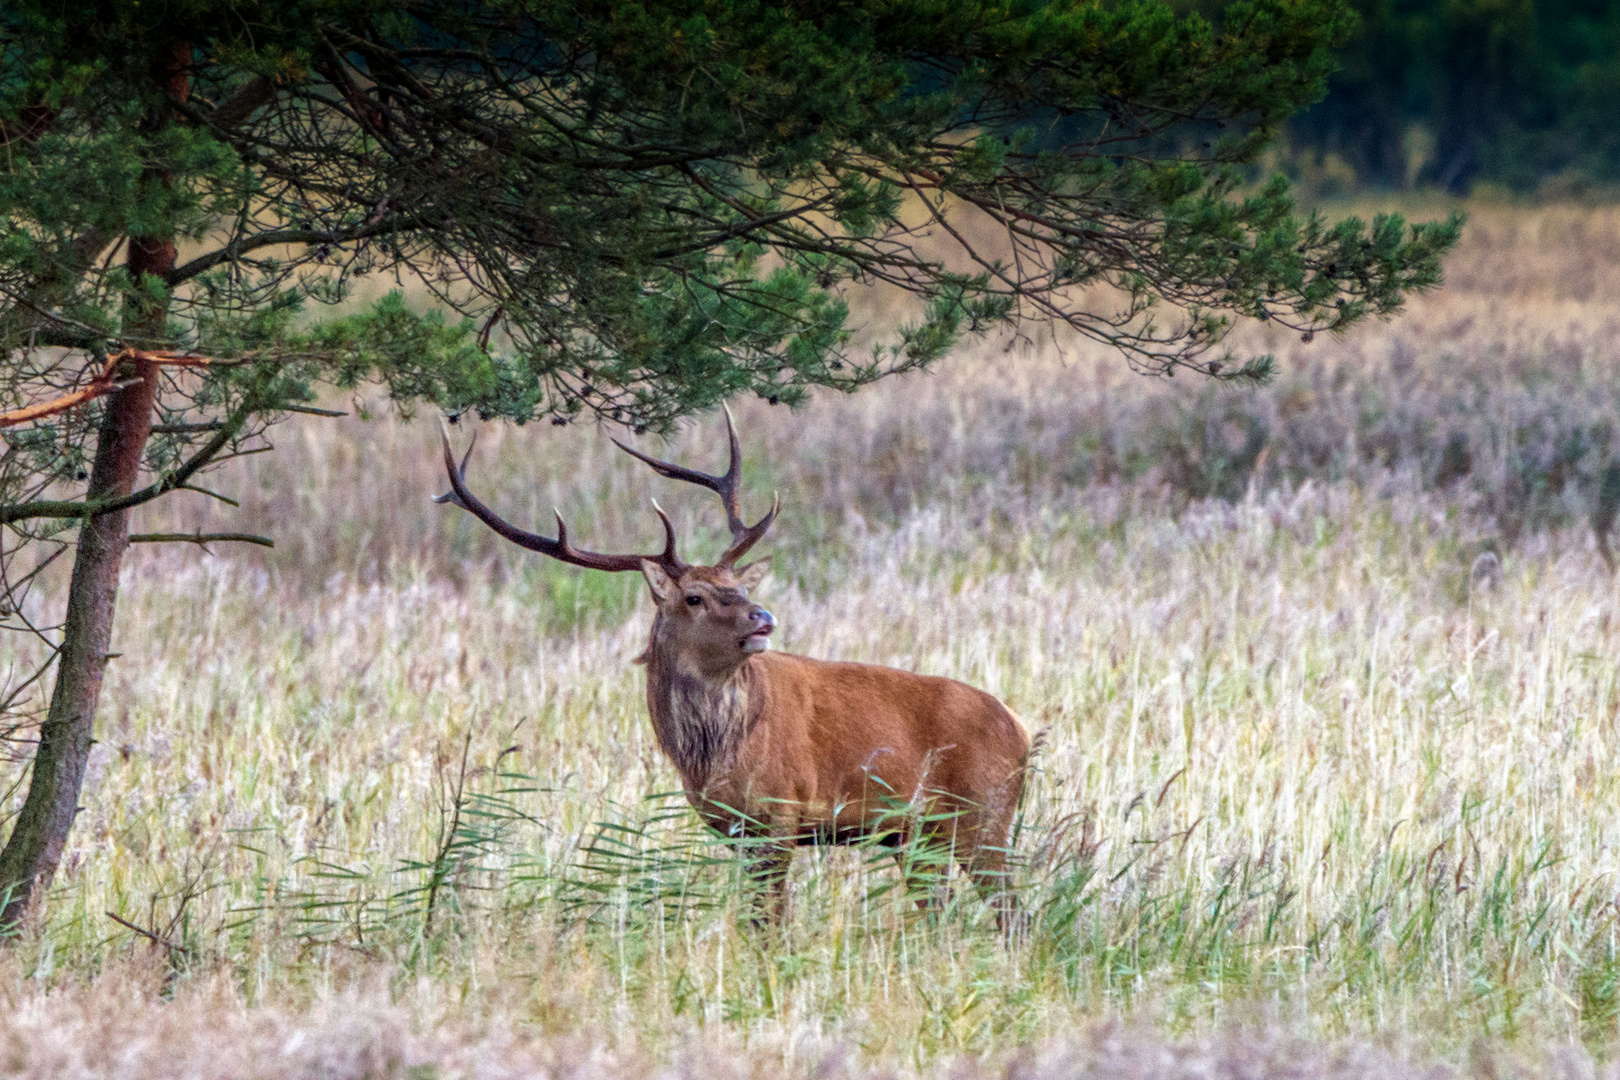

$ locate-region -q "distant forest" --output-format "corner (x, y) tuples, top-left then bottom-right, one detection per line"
(1287, 0), (1620, 194)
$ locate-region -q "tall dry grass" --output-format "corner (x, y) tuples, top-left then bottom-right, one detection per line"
(2, 201), (1620, 1077)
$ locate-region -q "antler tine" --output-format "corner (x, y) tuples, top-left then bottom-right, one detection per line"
(435, 420), (683, 574)
(649, 500), (681, 568)
(718, 490), (779, 567)
(611, 404), (777, 567)
(720, 401), (744, 494)
(431, 426), (478, 510)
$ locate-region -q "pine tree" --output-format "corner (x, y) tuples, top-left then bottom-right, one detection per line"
(0, 0), (1459, 926)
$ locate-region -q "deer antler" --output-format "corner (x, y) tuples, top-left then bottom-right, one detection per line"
(612, 404), (779, 567)
(434, 421), (683, 574)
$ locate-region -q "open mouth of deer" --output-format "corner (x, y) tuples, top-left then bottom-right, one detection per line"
(741, 624), (773, 653)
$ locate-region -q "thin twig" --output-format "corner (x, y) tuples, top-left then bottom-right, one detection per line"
(151, 422), (226, 434)
(177, 484), (240, 507)
(423, 730), (474, 939)
(0, 349), (227, 431)
(106, 911), (191, 956)
(128, 532), (274, 548)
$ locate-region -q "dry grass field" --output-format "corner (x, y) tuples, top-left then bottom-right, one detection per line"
(4, 200), (1620, 1078)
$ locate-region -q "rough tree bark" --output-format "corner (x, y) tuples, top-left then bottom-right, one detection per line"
(0, 43), (187, 930)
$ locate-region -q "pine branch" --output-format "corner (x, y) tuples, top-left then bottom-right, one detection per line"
(128, 532), (273, 548)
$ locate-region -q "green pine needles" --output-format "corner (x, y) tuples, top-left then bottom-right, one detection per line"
(2, 0), (1459, 441)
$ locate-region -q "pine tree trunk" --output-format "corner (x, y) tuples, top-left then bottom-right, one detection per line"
(0, 44), (187, 930)
(0, 354), (159, 928)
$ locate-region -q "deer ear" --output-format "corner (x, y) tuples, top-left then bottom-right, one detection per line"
(735, 558), (770, 590)
(640, 560), (678, 602)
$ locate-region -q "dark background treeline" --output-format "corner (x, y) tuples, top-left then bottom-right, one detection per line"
(1286, 0), (1620, 195)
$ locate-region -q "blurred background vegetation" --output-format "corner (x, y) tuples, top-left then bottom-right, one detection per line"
(1280, 0), (1620, 197)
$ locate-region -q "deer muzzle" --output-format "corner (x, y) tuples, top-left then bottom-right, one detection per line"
(741, 609), (776, 653)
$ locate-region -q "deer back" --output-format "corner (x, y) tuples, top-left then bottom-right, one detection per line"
(648, 649), (1029, 842)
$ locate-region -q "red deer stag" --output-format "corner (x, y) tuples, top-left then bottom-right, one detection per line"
(435, 412), (1029, 921)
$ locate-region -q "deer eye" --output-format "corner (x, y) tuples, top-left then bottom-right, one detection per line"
(685, 594), (703, 607)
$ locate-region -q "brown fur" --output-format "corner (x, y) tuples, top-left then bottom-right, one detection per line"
(638, 563), (1030, 919)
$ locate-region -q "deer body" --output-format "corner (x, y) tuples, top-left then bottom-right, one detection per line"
(648, 647), (1028, 850)
(438, 414), (1029, 919)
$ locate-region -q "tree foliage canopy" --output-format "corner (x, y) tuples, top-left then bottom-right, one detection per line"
(3, 0), (1458, 446)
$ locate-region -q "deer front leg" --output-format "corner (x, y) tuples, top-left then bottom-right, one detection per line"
(893, 848), (946, 915)
(892, 819), (959, 917)
(743, 842), (793, 927)
(958, 799), (1022, 934)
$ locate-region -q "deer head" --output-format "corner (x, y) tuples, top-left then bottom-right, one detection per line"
(435, 408), (780, 676)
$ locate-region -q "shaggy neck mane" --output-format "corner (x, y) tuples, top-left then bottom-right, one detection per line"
(641, 615), (754, 788)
